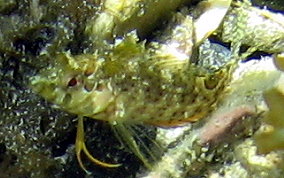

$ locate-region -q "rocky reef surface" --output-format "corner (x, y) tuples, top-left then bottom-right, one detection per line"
(1, 0), (284, 178)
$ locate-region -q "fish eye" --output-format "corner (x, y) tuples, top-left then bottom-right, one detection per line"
(67, 77), (78, 87)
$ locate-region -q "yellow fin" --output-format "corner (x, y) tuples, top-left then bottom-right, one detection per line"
(76, 116), (121, 173)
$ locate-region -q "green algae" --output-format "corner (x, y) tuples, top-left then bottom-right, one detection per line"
(1, 0), (284, 177)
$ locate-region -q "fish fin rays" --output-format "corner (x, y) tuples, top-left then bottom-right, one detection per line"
(111, 123), (163, 169)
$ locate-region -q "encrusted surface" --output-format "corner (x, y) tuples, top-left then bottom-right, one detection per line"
(1, 0), (284, 178)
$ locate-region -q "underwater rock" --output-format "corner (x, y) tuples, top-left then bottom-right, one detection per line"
(1, 0), (284, 178)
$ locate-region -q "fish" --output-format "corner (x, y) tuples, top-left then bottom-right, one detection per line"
(30, 31), (236, 173)
(30, 0), (236, 173)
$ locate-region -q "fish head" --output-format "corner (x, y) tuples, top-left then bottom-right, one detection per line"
(30, 52), (114, 116)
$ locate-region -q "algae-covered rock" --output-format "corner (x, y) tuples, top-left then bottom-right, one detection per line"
(255, 85), (284, 154)
(1, 0), (284, 178)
